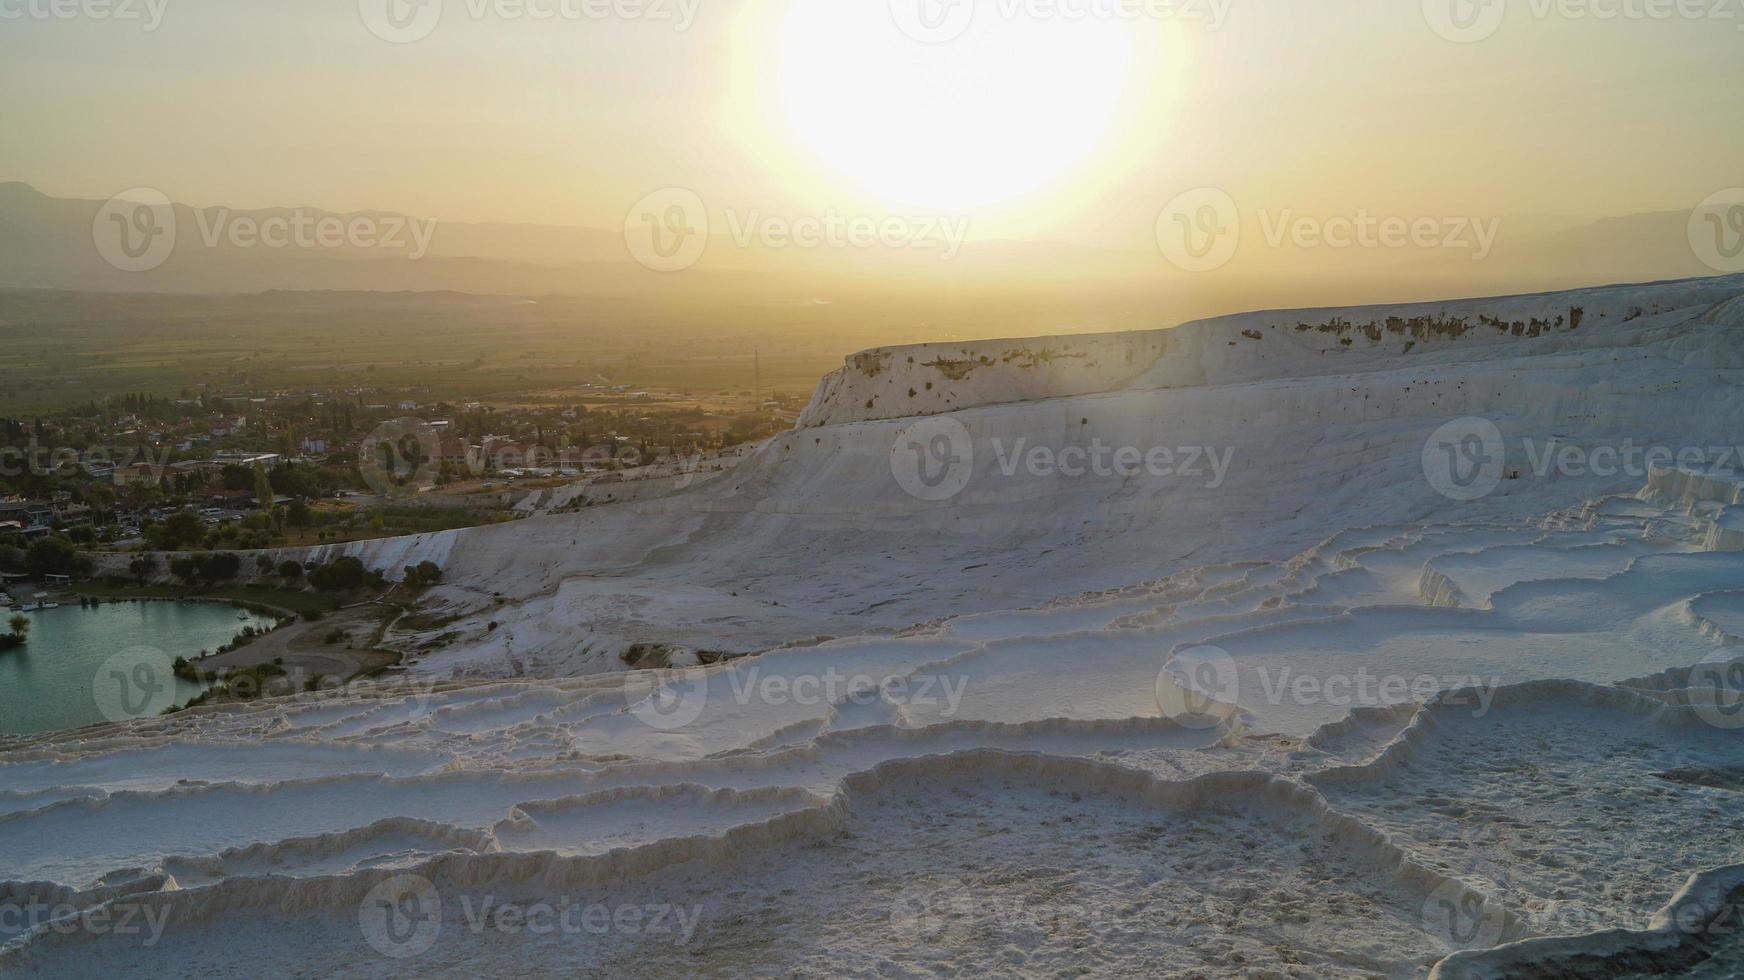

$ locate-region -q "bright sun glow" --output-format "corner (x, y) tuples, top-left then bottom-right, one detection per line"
(773, 2), (1135, 212)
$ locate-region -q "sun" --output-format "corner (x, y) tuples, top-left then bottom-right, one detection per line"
(767, 1), (1137, 212)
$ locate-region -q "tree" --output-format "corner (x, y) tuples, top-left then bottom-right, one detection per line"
(253, 463), (277, 525)
(0, 614), (25, 651)
(154, 511), (208, 551)
(200, 552), (241, 584)
(169, 555), (205, 585)
(403, 561), (443, 589)
(25, 537), (92, 579)
(278, 559), (303, 582)
(308, 556), (367, 592)
(128, 552), (159, 585)
(255, 554), (275, 576)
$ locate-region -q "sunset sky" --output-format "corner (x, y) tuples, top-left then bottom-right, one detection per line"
(3, 0), (1741, 251)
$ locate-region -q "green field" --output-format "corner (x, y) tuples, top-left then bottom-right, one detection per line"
(0, 291), (853, 414)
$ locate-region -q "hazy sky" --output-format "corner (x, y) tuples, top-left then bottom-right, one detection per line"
(3, 0), (1741, 247)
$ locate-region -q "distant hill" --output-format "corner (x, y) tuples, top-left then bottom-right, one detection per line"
(0, 182), (1722, 307)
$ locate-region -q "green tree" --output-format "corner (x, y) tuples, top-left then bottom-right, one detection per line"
(308, 556), (367, 592)
(253, 463), (277, 526)
(200, 552), (241, 584)
(7, 614), (27, 638)
(154, 511), (208, 551)
(25, 537), (92, 579)
(128, 552), (159, 585)
(403, 561), (443, 588)
(169, 555), (206, 585)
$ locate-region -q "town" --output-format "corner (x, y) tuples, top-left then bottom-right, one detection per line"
(0, 382), (800, 592)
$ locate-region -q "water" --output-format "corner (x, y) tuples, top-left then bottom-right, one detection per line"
(0, 601), (279, 735)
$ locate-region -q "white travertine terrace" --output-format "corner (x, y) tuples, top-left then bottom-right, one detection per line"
(10, 275), (1744, 977)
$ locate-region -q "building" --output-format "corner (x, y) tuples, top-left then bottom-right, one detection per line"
(212, 452), (283, 470)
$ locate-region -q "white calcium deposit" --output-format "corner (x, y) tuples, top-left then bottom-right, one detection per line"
(11, 274), (1744, 977)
